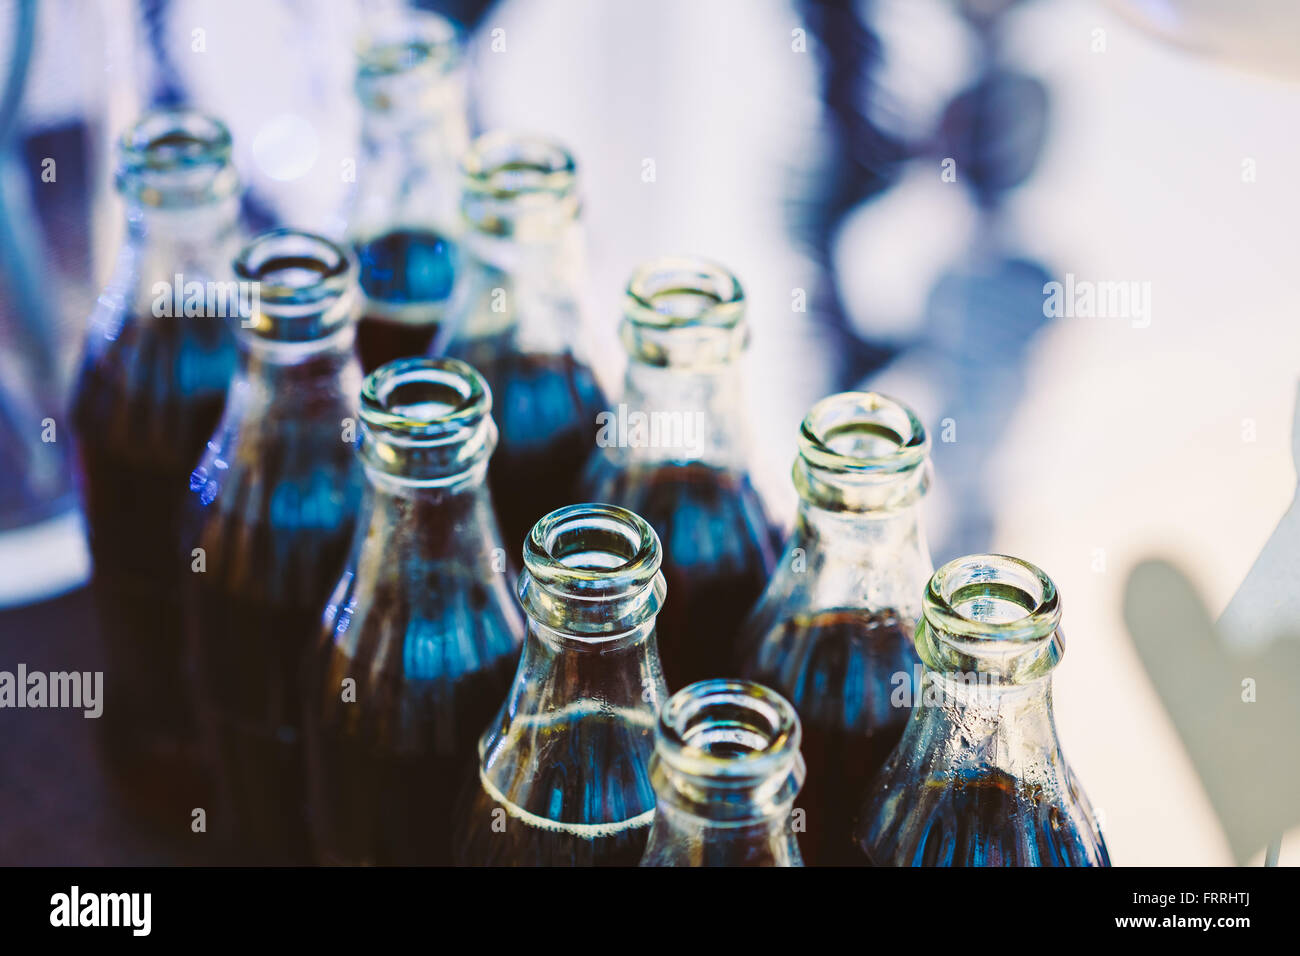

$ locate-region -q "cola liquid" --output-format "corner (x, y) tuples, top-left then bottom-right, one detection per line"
(450, 341), (605, 556)
(585, 461), (776, 689)
(72, 317), (231, 816)
(745, 607), (916, 866)
(453, 709), (655, 866)
(187, 462), (358, 864)
(856, 766), (1108, 867)
(354, 228), (457, 373)
(305, 571), (520, 865)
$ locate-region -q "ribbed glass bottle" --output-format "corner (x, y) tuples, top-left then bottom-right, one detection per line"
(853, 554), (1110, 867)
(453, 503), (667, 865)
(303, 357), (524, 865)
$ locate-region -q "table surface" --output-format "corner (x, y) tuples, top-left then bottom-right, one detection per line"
(0, 588), (213, 865)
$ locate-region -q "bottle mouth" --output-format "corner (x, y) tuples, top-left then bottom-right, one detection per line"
(799, 392), (927, 474)
(621, 257), (747, 368)
(362, 357), (490, 435)
(359, 358), (496, 480)
(233, 229), (358, 343)
(460, 131), (580, 237)
(657, 680), (802, 784)
(520, 504), (665, 636)
(117, 109), (238, 206)
(918, 554), (1064, 679)
(355, 9), (462, 111)
(794, 392), (930, 511)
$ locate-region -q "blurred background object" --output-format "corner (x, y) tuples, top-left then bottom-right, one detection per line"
(1, 0), (1298, 865)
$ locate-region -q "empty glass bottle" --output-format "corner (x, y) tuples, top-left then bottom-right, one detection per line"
(303, 357), (524, 865)
(185, 229), (365, 864)
(71, 109), (241, 813)
(641, 680), (805, 867)
(453, 503), (667, 866)
(582, 257), (777, 690)
(345, 9), (469, 374)
(853, 554), (1110, 867)
(738, 392), (932, 865)
(443, 132), (606, 557)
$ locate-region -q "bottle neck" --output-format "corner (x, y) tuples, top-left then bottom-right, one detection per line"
(613, 360), (748, 468)
(643, 680), (804, 865)
(905, 668), (1065, 791)
(122, 196), (242, 292)
(786, 496), (931, 615)
(238, 327), (360, 417)
(351, 108), (469, 238)
(906, 553), (1069, 783)
(454, 222), (584, 351)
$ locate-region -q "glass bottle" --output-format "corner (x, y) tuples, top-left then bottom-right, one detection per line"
(70, 109), (241, 811)
(185, 229), (365, 864)
(346, 9), (469, 374)
(302, 357), (525, 865)
(853, 554), (1111, 867)
(453, 503), (667, 866)
(443, 132), (606, 557)
(582, 257), (777, 690)
(737, 391), (932, 865)
(641, 679), (805, 867)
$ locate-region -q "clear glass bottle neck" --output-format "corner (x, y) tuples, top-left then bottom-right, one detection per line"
(907, 554), (1069, 781)
(644, 681), (804, 865)
(126, 194), (241, 250)
(613, 360), (748, 468)
(509, 504), (667, 707)
(357, 357), (498, 495)
(232, 229), (361, 407)
(482, 505), (669, 794)
(609, 257), (752, 468)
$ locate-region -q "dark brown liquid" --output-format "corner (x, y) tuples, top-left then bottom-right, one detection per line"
(584, 461), (776, 690)
(71, 312), (234, 821)
(355, 316), (441, 375)
(304, 565), (522, 865)
(453, 710), (655, 866)
(354, 228), (457, 374)
(745, 607), (918, 866)
(856, 766), (1109, 867)
(186, 433), (360, 864)
(446, 344), (605, 558)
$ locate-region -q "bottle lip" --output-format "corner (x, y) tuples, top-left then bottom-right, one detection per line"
(923, 553), (1062, 648)
(798, 391), (928, 475)
(361, 357), (490, 437)
(355, 8), (463, 117)
(523, 503), (662, 601)
(460, 131), (580, 237)
(356, 9), (461, 79)
(621, 256), (748, 368)
(233, 229), (358, 343)
(359, 358), (496, 481)
(116, 109), (238, 207)
(656, 680), (803, 784)
(624, 256), (745, 330)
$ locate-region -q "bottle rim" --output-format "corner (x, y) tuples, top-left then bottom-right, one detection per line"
(356, 8), (462, 80)
(233, 229), (358, 343)
(624, 256), (745, 330)
(798, 391), (928, 475)
(359, 358), (497, 481)
(461, 130), (577, 200)
(656, 679), (803, 785)
(460, 131), (580, 238)
(523, 503), (662, 600)
(924, 553), (1063, 648)
(116, 109), (238, 206)
(620, 256), (748, 369)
